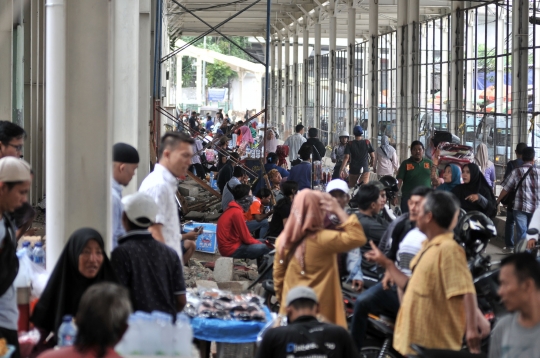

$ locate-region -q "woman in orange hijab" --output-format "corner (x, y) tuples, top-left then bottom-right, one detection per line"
(273, 190), (366, 328)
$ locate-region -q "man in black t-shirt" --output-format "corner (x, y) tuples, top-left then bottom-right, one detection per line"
(266, 181), (298, 239)
(306, 128), (326, 162)
(340, 125), (374, 188)
(257, 286), (359, 358)
(188, 111), (199, 131)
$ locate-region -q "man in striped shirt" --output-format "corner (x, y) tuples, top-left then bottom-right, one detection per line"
(498, 147), (540, 245)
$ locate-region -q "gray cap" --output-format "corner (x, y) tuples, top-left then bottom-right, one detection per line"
(285, 286), (318, 307)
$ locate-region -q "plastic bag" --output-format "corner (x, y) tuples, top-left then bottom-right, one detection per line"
(18, 329), (40, 358)
(13, 253), (49, 298)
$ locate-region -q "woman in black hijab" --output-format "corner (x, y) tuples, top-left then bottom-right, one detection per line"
(31, 228), (118, 341)
(451, 163), (497, 218)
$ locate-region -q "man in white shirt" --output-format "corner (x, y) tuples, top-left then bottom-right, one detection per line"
(139, 132), (200, 264)
(283, 124), (306, 162)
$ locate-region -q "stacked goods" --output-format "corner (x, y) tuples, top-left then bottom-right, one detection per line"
(433, 142), (474, 171)
(185, 290), (267, 322)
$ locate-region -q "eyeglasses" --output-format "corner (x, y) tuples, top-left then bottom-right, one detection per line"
(7, 144), (23, 152)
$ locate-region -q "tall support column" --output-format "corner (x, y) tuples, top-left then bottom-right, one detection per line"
(512, 0), (529, 147)
(329, 13), (337, 146)
(46, 0), (113, 266)
(293, 30), (299, 123)
(407, 0), (420, 152)
(450, 2), (465, 140)
(368, 0), (379, 147)
(396, 0), (409, 160)
(176, 55), (183, 107)
(271, 37), (276, 126)
(314, 13), (321, 130)
(113, 0), (140, 195)
(268, 37), (274, 125)
(0, 0), (13, 122)
(347, 1), (356, 134)
(303, 19), (309, 126)
(495, 10), (505, 114)
(196, 55), (202, 107)
(239, 70), (246, 111)
(284, 33), (291, 134)
(277, 34), (283, 131)
(138, 0), (151, 186)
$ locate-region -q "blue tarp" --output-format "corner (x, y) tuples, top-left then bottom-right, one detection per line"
(475, 70), (534, 90)
(191, 306), (272, 343)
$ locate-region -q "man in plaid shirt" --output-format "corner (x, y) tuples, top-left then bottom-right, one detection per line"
(498, 147), (540, 245)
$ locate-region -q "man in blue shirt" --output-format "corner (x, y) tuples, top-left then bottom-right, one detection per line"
(205, 115), (214, 132)
(112, 143), (139, 248)
(288, 144), (312, 190)
(253, 152), (290, 194)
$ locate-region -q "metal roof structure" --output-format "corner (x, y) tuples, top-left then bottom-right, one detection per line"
(166, 0), (453, 40)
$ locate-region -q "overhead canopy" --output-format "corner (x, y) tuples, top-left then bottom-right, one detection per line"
(166, 0), (452, 40)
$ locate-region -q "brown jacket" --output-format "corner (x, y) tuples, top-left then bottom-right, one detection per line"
(273, 214), (366, 328)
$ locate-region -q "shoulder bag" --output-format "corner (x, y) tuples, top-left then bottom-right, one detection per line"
(500, 166), (533, 209)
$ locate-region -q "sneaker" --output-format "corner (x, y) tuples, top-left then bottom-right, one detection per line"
(502, 247), (514, 254)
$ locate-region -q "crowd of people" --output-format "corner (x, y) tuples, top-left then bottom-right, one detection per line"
(1, 113), (540, 358)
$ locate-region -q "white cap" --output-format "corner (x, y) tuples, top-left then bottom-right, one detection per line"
(0, 157), (31, 182)
(121, 192), (158, 228)
(326, 179), (349, 194)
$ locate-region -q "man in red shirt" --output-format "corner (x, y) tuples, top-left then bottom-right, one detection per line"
(217, 184), (271, 262)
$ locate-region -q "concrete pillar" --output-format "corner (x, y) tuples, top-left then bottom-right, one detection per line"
(113, 0), (139, 195)
(407, 0), (420, 150)
(396, 0), (409, 160)
(329, 14), (337, 146)
(511, 0), (529, 147)
(46, 0), (113, 267)
(0, 0), (13, 122)
(441, 18), (449, 119)
(368, 0), (378, 147)
(450, 2), (465, 138)
(465, 11), (475, 113)
(267, 37), (273, 124)
(277, 34), (283, 130)
(293, 30), (299, 123)
(303, 20), (309, 126)
(284, 34), (291, 134)
(495, 11), (505, 114)
(138, 0), (151, 186)
(347, 1), (356, 134)
(176, 54), (183, 107)
(314, 13), (321, 130)
(196, 55), (202, 106)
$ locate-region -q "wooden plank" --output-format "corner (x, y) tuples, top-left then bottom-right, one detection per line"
(185, 171), (222, 199)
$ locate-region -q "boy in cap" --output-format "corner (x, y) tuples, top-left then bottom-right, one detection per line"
(112, 143), (139, 248)
(256, 286), (358, 358)
(0, 157), (32, 358)
(111, 192), (186, 316)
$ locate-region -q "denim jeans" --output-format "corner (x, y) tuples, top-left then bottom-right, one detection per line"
(246, 219), (269, 239)
(230, 243), (271, 260)
(350, 282), (401, 352)
(514, 210), (533, 244)
(504, 208), (515, 248)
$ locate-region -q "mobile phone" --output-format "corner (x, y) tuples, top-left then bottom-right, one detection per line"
(197, 226), (204, 233)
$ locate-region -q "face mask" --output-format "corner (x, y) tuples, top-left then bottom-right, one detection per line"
(237, 195), (253, 212)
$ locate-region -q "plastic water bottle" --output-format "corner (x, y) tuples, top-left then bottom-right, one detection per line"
(174, 313), (193, 357)
(19, 241), (31, 260)
(209, 172), (215, 187)
(58, 315), (77, 347)
(152, 311), (174, 356)
(33, 242), (45, 268)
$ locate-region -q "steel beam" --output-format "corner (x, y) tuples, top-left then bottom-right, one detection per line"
(511, 0), (529, 147)
(347, 1), (356, 135)
(450, 2), (465, 141)
(369, 0), (379, 147)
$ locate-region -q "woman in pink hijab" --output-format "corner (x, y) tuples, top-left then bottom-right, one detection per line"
(239, 125), (254, 145)
(273, 190), (366, 328)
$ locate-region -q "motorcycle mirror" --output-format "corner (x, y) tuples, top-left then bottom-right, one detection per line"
(527, 228), (539, 235)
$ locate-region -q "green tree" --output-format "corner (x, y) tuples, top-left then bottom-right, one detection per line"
(206, 60), (238, 87)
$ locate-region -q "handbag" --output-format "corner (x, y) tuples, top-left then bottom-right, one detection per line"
(501, 166), (533, 209)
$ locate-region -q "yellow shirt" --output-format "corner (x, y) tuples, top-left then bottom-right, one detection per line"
(273, 214), (366, 328)
(393, 232), (476, 355)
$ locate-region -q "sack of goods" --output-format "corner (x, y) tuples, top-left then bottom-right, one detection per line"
(434, 142), (474, 169)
